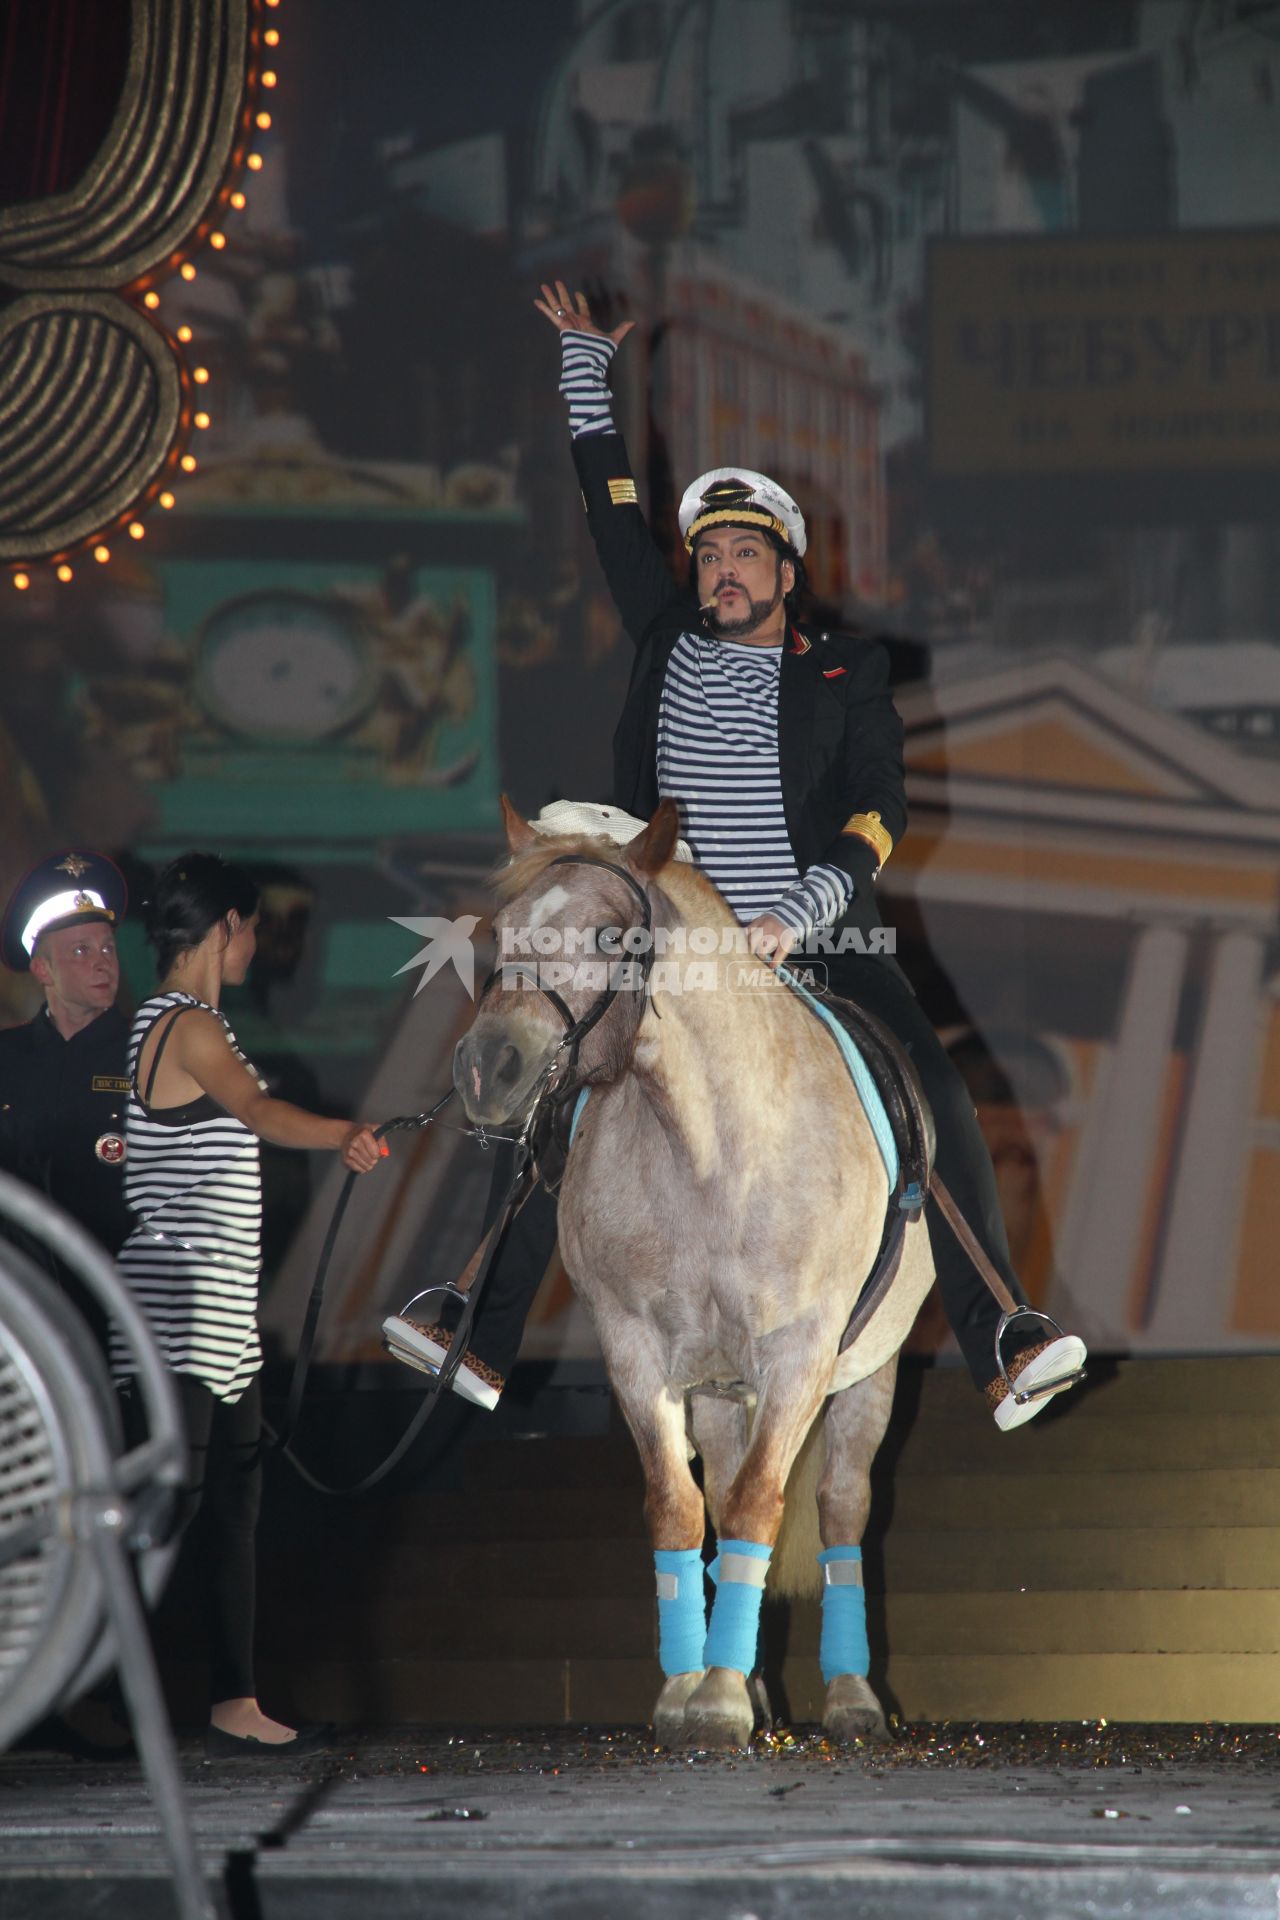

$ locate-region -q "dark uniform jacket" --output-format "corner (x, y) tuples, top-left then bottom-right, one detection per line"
(571, 430), (907, 958)
(0, 1004), (133, 1257)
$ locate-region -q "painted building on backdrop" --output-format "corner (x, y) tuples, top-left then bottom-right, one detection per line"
(5, 1), (1278, 1362)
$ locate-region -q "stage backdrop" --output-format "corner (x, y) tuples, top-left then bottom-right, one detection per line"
(2, 0), (1277, 1367)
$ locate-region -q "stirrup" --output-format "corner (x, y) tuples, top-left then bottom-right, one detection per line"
(394, 1281), (470, 1325)
(382, 1282), (474, 1386)
(994, 1306), (1087, 1406)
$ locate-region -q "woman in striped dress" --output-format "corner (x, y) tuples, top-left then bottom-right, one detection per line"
(116, 852), (383, 1755)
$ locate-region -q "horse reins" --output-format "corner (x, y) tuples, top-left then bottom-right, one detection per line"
(269, 1090), (545, 1496)
(273, 853), (659, 1494)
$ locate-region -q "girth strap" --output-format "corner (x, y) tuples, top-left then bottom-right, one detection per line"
(837, 1212), (907, 1354)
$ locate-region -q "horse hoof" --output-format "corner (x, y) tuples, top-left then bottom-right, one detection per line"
(748, 1671), (775, 1731)
(652, 1671), (705, 1746)
(822, 1674), (890, 1746)
(679, 1668), (754, 1751)
(679, 1712), (753, 1751)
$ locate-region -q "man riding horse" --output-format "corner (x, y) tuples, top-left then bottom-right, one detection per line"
(407, 278), (1085, 1431)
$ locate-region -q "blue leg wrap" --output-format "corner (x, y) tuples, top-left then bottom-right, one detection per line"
(706, 1544), (765, 1672)
(818, 1545), (869, 1683)
(654, 1549), (706, 1676)
(703, 1539), (772, 1675)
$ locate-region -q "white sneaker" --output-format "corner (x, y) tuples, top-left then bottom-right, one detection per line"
(988, 1334), (1087, 1432)
(380, 1315), (504, 1412)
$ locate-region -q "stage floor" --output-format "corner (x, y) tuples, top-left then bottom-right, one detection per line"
(2, 1723), (1278, 1919)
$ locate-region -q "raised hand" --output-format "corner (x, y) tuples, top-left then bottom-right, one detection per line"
(533, 279), (634, 346)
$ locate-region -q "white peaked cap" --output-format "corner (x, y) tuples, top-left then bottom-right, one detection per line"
(677, 467), (807, 557)
(533, 800), (693, 863)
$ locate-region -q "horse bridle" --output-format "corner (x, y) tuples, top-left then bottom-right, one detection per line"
(476, 853), (657, 1105)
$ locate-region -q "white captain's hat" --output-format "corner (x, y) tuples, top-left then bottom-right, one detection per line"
(677, 468), (807, 558)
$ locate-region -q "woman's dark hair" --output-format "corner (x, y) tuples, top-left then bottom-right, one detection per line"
(145, 851), (259, 977)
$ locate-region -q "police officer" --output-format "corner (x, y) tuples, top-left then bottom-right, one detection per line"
(0, 851), (133, 1335)
(1, 851), (140, 1754)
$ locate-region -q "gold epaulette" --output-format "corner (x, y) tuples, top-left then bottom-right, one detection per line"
(842, 810), (893, 869)
(607, 478), (638, 505)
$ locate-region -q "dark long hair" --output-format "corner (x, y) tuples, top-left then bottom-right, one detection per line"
(145, 851), (259, 977)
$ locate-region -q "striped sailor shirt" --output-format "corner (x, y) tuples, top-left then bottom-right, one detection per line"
(558, 330), (853, 938)
(113, 992), (264, 1404)
(656, 634), (852, 934)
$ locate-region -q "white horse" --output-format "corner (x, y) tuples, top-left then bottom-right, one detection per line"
(454, 799), (935, 1748)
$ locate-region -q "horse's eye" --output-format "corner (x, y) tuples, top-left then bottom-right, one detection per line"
(596, 926), (624, 956)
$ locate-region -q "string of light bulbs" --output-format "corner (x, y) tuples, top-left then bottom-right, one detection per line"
(9, 0), (283, 593)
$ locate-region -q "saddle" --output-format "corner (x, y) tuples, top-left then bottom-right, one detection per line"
(809, 985), (935, 1208)
(801, 981), (936, 1353)
(540, 975), (935, 1353)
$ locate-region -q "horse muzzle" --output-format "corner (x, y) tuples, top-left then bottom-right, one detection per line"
(453, 1024), (564, 1127)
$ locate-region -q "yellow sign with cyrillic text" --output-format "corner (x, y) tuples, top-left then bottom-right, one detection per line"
(928, 232), (1280, 474)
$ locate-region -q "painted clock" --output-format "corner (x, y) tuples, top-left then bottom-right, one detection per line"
(193, 590), (375, 743)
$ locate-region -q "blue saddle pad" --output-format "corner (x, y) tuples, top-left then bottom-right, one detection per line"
(567, 967), (898, 1189)
(777, 965), (898, 1188)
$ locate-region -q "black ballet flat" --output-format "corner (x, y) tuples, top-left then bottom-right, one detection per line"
(203, 1720), (333, 1759)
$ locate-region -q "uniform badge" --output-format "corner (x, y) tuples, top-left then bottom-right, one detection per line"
(95, 1132), (127, 1165)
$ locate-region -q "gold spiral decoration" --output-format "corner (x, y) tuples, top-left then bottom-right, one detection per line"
(0, 0), (258, 566)
(0, 295), (180, 560)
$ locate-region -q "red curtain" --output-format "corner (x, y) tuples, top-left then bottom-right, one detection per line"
(0, 0), (131, 209)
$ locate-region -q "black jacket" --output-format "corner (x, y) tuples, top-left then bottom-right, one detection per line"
(0, 1004), (133, 1256)
(571, 429), (908, 956)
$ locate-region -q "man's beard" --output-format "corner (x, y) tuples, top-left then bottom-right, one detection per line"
(707, 573), (784, 640)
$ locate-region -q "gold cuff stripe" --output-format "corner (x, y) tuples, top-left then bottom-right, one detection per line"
(683, 506), (788, 550)
(607, 478), (638, 505)
(842, 811), (893, 867)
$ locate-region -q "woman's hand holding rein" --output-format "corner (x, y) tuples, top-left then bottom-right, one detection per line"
(147, 1008), (386, 1171)
(340, 1124), (384, 1174)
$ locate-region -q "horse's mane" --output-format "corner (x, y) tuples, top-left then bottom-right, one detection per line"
(651, 855), (736, 926)
(493, 834), (737, 927)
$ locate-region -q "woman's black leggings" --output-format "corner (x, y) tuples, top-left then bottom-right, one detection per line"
(169, 1372), (263, 1705)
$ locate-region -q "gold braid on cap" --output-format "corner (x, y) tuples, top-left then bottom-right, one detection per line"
(684, 506), (789, 551)
(842, 810), (893, 869)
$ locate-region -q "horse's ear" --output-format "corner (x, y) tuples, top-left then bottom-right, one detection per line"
(500, 793), (539, 853)
(626, 799), (680, 875)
